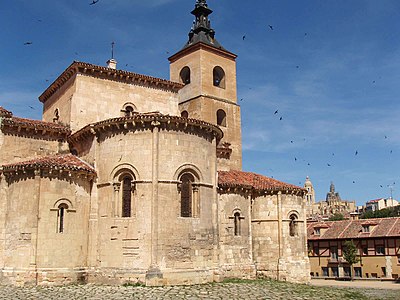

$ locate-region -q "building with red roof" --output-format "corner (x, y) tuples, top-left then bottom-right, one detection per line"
(0, 1), (309, 286)
(307, 218), (400, 279)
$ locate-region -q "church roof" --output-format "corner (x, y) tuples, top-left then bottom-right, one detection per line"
(68, 112), (223, 143)
(218, 170), (305, 194)
(307, 217), (400, 240)
(1, 154), (96, 176)
(39, 61), (184, 103)
(1, 115), (71, 139)
(0, 106), (12, 118)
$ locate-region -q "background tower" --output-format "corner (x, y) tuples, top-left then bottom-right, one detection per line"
(169, 0), (242, 171)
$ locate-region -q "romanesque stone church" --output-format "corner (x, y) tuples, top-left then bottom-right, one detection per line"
(0, 0), (309, 286)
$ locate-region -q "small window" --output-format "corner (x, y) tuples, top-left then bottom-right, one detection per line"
(125, 105), (134, 117)
(234, 212), (241, 236)
(322, 267), (329, 277)
(122, 175), (133, 217)
(216, 109), (226, 127)
(289, 214), (298, 237)
(331, 247), (338, 260)
(331, 267), (339, 277)
(354, 267), (362, 278)
(376, 246), (385, 255)
(314, 228), (320, 235)
(397, 255), (400, 264)
(180, 173), (195, 217)
(57, 203), (68, 233)
(181, 110), (189, 118)
(180, 66), (191, 84)
(53, 108), (60, 123)
(213, 66), (225, 88)
(122, 103), (137, 117)
(313, 246), (319, 256)
(363, 247), (368, 255)
(362, 225), (370, 233)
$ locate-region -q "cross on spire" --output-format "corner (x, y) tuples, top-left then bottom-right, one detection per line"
(182, 0), (224, 50)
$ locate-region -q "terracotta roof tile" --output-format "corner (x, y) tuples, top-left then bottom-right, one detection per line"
(1, 154), (96, 175)
(218, 170), (305, 193)
(1, 116), (71, 138)
(307, 217), (400, 240)
(0, 106), (12, 118)
(39, 61), (184, 103)
(69, 112), (223, 142)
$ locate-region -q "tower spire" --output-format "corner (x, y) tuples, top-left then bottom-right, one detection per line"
(183, 0), (224, 50)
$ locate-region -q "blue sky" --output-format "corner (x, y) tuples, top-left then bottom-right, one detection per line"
(1, 0), (399, 205)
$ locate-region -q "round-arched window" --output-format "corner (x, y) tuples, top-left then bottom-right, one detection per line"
(213, 66), (225, 88)
(216, 109), (227, 127)
(181, 110), (189, 118)
(180, 66), (191, 85)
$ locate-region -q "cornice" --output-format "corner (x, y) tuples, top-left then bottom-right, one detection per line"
(39, 61), (184, 103)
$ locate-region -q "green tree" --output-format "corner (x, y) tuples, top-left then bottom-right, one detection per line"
(343, 240), (359, 280)
(328, 213), (345, 221)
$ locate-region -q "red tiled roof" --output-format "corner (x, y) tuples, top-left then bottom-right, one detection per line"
(68, 112), (223, 143)
(218, 170), (305, 194)
(39, 61), (184, 103)
(0, 106), (12, 117)
(307, 217), (400, 240)
(367, 198), (383, 203)
(1, 116), (71, 139)
(1, 154), (96, 175)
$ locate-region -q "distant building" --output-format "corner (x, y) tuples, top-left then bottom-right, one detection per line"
(305, 179), (356, 220)
(365, 198), (399, 212)
(307, 218), (400, 279)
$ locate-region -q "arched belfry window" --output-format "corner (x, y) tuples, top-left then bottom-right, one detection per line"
(289, 213), (298, 237)
(217, 109), (227, 127)
(122, 175), (133, 217)
(180, 66), (191, 85)
(181, 110), (189, 118)
(213, 66), (225, 88)
(57, 203), (68, 233)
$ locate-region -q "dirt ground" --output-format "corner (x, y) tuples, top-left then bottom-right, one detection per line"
(310, 278), (400, 290)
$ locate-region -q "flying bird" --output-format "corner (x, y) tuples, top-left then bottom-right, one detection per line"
(327, 163), (331, 167)
(89, 0), (99, 5)
(355, 150), (358, 155)
(242, 35), (246, 40)
(268, 25), (274, 30)
(294, 157), (297, 161)
(296, 66), (300, 69)
(279, 116), (283, 121)
(29, 106), (35, 110)
(23, 42), (32, 45)
(290, 140), (293, 144)
(274, 110), (278, 115)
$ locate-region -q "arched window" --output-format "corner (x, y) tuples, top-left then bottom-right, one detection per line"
(124, 105), (134, 117)
(180, 66), (191, 84)
(213, 66), (225, 88)
(234, 212), (241, 236)
(289, 214), (298, 237)
(121, 103), (137, 117)
(180, 173), (195, 217)
(181, 110), (189, 118)
(122, 175), (133, 217)
(58, 203), (68, 233)
(216, 109), (226, 127)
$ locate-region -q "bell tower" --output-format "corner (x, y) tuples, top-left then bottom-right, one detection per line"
(169, 0), (242, 171)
